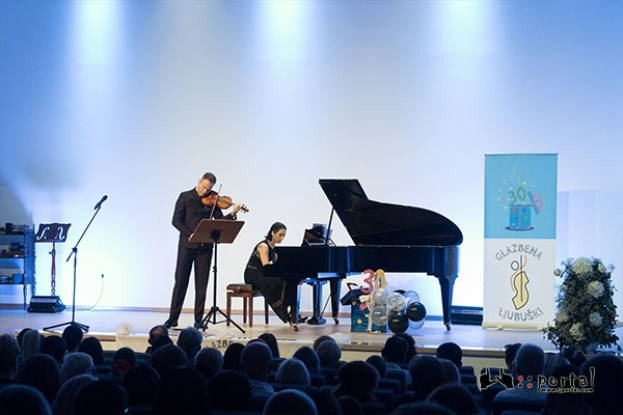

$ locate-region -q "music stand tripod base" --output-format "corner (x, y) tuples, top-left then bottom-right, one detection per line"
(190, 219), (246, 334)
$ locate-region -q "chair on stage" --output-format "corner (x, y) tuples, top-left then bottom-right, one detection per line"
(226, 283), (269, 327)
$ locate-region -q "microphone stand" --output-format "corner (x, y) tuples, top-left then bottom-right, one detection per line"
(44, 202), (104, 333)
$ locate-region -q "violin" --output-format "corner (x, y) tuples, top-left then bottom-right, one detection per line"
(202, 191), (249, 213)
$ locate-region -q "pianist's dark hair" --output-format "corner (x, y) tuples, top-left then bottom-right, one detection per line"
(266, 222), (287, 241)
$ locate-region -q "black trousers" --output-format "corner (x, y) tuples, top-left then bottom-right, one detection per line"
(168, 240), (213, 323)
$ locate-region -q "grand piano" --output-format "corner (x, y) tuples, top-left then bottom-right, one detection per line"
(263, 179), (463, 330)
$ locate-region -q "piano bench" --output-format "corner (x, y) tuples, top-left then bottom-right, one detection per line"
(226, 284), (269, 327)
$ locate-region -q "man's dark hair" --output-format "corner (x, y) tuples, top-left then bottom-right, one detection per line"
(202, 172), (217, 184)
(62, 324), (84, 353)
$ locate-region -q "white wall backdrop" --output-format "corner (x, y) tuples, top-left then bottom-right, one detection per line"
(1, 0), (622, 321)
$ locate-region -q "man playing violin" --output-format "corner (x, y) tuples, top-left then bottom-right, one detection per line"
(164, 172), (242, 329)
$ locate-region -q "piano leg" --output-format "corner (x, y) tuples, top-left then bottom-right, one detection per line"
(329, 278), (341, 324)
(437, 274), (458, 331)
(305, 278), (327, 325)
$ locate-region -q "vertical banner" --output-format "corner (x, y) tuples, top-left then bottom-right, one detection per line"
(483, 154), (557, 329)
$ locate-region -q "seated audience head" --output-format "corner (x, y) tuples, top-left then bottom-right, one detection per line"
(504, 342), (521, 371)
(17, 353), (62, 404)
(427, 383), (479, 415)
(312, 335), (334, 352)
(259, 332), (280, 358)
(150, 344), (188, 377)
(408, 355), (447, 400)
(152, 366), (209, 414)
(52, 374), (97, 415)
(111, 346), (136, 378)
(241, 341), (273, 381)
(194, 346), (223, 379)
(317, 339), (342, 368)
(334, 361), (379, 402)
(264, 389), (318, 415)
(544, 352), (570, 377)
(0, 332), (21, 381)
(16, 328), (33, 348)
(0, 384), (52, 415)
(222, 342), (245, 371)
(177, 327), (203, 362)
(74, 378), (127, 415)
(580, 352), (623, 415)
(151, 333), (173, 352)
(60, 352), (96, 383)
(293, 346), (321, 375)
(207, 369), (251, 411)
(275, 358), (311, 387)
(562, 346), (587, 368)
(40, 335), (67, 366)
(78, 337), (105, 366)
(366, 355), (387, 379)
(147, 325), (169, 353)
(438, 358), (460, 384)
(122, 363), (161, 407)
(21, 329), (43, 361)
(436, 342), (463, 369)
(513, 343), (545, 379)
(394, 333), (417, 363)
(542, 363), (591, 415)
(382, 335), (408, 364)
(62, 324), (84, 353)
(304, 387), (342, 415)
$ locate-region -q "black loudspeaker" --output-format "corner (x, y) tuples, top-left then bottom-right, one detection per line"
(28, 296), (66, 313)
(451, 306), (483, 325)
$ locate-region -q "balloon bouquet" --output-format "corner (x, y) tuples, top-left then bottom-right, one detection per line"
(359, 269), (427, 334)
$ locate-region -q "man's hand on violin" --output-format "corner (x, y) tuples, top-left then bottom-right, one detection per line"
(231, 204), (242, 216)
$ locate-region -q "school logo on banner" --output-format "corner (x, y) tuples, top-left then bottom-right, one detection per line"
(483, 154), (558, 329)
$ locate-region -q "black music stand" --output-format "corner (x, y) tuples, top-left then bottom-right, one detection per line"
(191, 219), (245, 333)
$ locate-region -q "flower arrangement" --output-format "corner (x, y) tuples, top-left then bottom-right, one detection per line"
(544, 257), (620, 354)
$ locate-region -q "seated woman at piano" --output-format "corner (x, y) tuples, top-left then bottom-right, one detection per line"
(244, 222), (301, 330)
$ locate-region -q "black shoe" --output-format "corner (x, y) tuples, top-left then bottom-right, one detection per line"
(163, 319), (178, 329)
(194, 321), (204, 329)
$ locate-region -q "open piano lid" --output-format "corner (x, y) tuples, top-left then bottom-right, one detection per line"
(319, 179), (463, 247)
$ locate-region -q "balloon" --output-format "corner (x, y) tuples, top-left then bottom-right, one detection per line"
(409, 319), (425, 330)
(406, 302), (427, 322)
(393, 289), (405, 295)
(372, 288), (389, 305)
(387, 310), (409, 334)
(386, 292), (407, 312)
(369, 305), (389, 326)
(403, 290), (420, 305)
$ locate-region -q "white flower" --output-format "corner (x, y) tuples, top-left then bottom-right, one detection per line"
(556, 309), (569, 323)
(561, 284), (568, 292)
(597, 262), (606, 273)
(589, 312), (603, 327)
(587, 281), (605, 298)
(572, 257), (592, 275)
(569, 323), (584, 341)
(554, 269), (562, 276)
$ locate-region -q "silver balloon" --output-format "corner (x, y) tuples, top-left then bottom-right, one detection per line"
(403, 290), (420, 305)
(409, 318), (425, 330)
(369, 305), (389, 326)
(386, 292), (407, 312)
(372, 287), (389, 305)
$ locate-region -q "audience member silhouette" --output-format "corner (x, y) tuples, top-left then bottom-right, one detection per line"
(241, 341), (274, 411)
(503, 343), (521, 371)
(73, 378), (127, 415)
(580, 352), (623, 415)
(366, 355), (387, 379)
(40, 335), (67, 367)
(152, 366), (209, 414)
(0, 332), (21, 387)
(16, 353), (62, 404)
(541, 363), (591, 415)
(145, 325), (169, 354)
(393, 333), (417, 364)
(275, 358), (311, 387)
(20, 329), (43, 362)
(259, 332), (281, 358)
(52, 373), (97, 415)
(0, 383), (53, 415)
(222, 342), (245, 371)
(436, 342), (463, 370)
(304, 387), (343, 415)
(438, 358), (460, 384)
(544, 352), (569, 377)
(60, 352), (96, 383)
(194, 346), (223, 379)
(312, 335), (334, 351)
(317, 339), (342, 368)
(177, 327), (203, 362)
(150, 344), (188, 377)
(382, 335), (411, 384)
(78, 336), (105, 366)
(427, 383), (479, 415)
(293, 346), (321, 376)
(122, 363), (161, 408)
(264, 388), (318, 415)
(207, 369), (251, 411)
(561, 345), (587, 369)
(62, 324), (84, 353)
(395, 355), (447, 407)
(333, 361), (379, 402)
(111, 346), (136, 378)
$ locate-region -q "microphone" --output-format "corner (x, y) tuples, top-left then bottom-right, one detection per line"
(94, 195), (108, 210)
